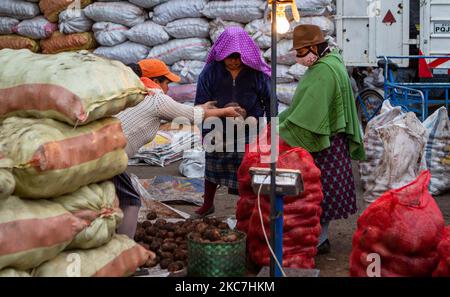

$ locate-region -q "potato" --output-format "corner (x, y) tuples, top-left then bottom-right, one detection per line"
(142, 221), (152, 229)
(164, 223), (176, 232)
(143, 236), (154, 244)
(195, 222), (209, 235)
(149, 242), (161, 252)
(157, 230), (168, 239)
(204, 228), (221, 242)
(134, 229), (145, 242)
(175, 237), (185, 244)
(217, 223), (229, 230)
(167, 232), (175, 239)
(146, 226), (158, 236)
(190, 232), (202, 241)
(175, 228), (186, 237)
(223, 233), (239, 242)
(146, 211), (157, 221)
(179, 243), (188, 250)
(161, 242), (177, 252)
(173, 250), (188, 261)
(154, 219), (167, 228)
(160, 258), (172, 269)
(168, 261), (184, 272)
(159, 251), (174, 260)
(163, 238), (176, 244)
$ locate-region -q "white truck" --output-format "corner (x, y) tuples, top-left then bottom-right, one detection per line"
(335, 0), (450, 123)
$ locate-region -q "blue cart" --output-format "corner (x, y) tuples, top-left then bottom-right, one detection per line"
(356, 56), (450, 126)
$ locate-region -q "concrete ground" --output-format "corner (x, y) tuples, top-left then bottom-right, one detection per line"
(128, 162), (450, 277)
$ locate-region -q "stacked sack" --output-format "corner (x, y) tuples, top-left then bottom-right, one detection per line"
(350, 171), (446, 277)
(0, 49), (151, 276)
(237, 132), (324, 268)
(0, 0), (97, 54)
(360, 101), (450, 207)
(1, 0), (338, 104)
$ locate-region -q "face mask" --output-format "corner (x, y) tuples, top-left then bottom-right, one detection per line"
(296, 52), (318, 67)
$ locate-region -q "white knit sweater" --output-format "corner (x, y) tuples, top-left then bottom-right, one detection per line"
(116, 89), (204, 158)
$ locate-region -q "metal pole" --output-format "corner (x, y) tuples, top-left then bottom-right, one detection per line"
(270, 0), (278, 278)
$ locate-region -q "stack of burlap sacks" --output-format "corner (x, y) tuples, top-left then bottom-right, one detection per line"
(0, 48), (152, 277)
(0, 0), (337, 106)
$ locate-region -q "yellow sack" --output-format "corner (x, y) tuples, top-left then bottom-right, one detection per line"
(33, 235), (151, 277)
(0, 268), (31, 277)
(0, 35), (40, 52)
(53, 181), (123, 250)
(0, 153), (15, 200)
(41, 31), (97, 54)
(0, 117), (128, 199)
(0, 196), (88, 270)
(40, 0), (92, 23)
(0, 49), (146, 126)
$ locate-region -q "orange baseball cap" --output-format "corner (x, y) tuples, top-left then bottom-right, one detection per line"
(138, 59), (181, 83)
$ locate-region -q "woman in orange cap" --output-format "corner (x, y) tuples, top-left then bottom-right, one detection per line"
(114, 59), (243, 238)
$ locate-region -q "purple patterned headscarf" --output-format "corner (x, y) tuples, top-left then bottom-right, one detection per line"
(206, 27), (272, 77)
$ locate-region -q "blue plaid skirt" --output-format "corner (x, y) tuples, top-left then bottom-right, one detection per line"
(205, 152), (245, 190)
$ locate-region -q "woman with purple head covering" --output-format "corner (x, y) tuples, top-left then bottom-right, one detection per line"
(194, 27), (276, 217)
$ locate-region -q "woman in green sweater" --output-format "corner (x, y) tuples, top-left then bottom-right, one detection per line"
(278, 25), (366, 254)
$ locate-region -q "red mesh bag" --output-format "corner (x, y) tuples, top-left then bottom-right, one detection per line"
(433, 227), (450, 277)
(350, 171), (445, 277)
(237, 129), (323, 269)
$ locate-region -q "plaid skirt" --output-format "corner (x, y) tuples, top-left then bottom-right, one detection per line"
(205, 152), (245, 190)
(112, 172), (142, 208)
(312, 134), (357, 222)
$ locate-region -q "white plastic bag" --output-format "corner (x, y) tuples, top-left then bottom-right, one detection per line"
(94, 42), (150, 65)
(209, 19), (244, 43)
(288, 64), (308, 80)
(129, 0), (170, 9)
(93, 22), (129, 47)
(126, 21), (169, 47)
(264, 39), (296, 66)
(421, 107), (450, 195)
(202, 0), (265, 23)
(152, 0), (207, 26)
(277, 65), (295, 83)
(245, 19), (271, 49)
(0, 17), (20, 35)
(167, 83), (197, 103)
(14, 16), (58, 40)
(0, 0), (40, 20)
(59, 9), (93, 34)
(359, 101), (404, 192)
(363, 112), (427, 206)
(84, 2), (146, 28)
(277, 82), (298, 105)
(179, 149), (205, 178)
(171, 60), (205, 84)
(147, 38), (210, 65)
(281, 16), (335, 39)
(165, 18), (210, 39)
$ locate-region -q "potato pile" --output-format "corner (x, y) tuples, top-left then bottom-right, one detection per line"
(135, 211), (240, 272)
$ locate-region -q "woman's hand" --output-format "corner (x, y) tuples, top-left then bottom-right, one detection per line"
(222, 106), (245, 118)
(200, 101), (218, 110)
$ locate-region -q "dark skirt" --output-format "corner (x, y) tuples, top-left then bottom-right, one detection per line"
(112, 172), (142, 208)
(312, 134), (357, 222)
(205, 152), (245, 190)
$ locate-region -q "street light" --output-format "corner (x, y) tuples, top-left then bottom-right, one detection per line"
(266, 0), (299, 278)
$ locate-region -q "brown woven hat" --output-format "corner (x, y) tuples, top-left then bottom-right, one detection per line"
(291, 25), (325, 51)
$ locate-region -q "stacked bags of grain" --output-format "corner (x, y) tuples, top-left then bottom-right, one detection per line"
(0, 0), (46, 52)
(0, 49), (151, 276)
(0, 0), (96, 54)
